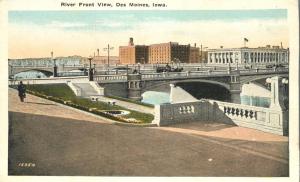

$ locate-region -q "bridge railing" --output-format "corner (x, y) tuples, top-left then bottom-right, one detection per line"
(154, 99), (288, 135)
(141, 70), (231, 80)
(8, 76), (89, 85)
(94, 75), (127, 82)
(239, 67), (288, 74)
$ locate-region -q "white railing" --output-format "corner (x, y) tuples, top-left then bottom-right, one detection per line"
(154, 99), (288, 135)
(8, 76), (89, 85)
(93, 75), (127, 82)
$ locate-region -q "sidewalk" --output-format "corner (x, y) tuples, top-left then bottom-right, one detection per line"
(8, 88), (110, 124)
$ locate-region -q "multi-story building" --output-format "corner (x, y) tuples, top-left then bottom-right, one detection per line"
(207, 45), (289, 65)
(119, 38), (202, 64)
(189, 44), (200, 63)
(148, 42), (190, 64)
(119, 38), (149, 64)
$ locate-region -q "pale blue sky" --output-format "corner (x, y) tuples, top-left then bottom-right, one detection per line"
(8, 10), (288, 58)
(9, 10), (287, 32)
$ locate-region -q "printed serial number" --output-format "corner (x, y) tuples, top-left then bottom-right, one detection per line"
(17, 162), (36, 167)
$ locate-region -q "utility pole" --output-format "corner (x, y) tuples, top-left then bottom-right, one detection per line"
(103, 44), (114, 68)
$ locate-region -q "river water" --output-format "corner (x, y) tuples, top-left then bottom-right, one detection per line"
(13, 70), (48, 79)
(141, 91), (270, 108)
(141, 91), (170, 105)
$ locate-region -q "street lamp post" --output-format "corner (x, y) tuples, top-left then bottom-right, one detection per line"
(88, 56), (94, 81)
(53, 58), (57, 77)
(200, 44), (208, 63)
(51, 51), (58, 77)
(138, 63), (141, 74)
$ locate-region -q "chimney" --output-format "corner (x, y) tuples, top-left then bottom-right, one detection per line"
(129, 37), (134, 46)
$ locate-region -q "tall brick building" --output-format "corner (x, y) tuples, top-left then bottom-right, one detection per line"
(189, 44), (200, 63)
(119, 38), (149, 64)
(119, 38), (201, 64)
(148, 42), (190, 64)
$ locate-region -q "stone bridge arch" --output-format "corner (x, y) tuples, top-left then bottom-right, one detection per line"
(11, 68), (54, 76)
(13, 69), (53, 76)
(141, 78), (231, 94)
(140, 78), (233, 102)
(240, 73), (289, 84)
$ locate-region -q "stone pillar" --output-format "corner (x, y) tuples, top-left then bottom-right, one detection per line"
(127, 74), (142, 101)
(266, 76), (287, 110)
(266, 76), (288, 135)
(229, 74), (241, 104)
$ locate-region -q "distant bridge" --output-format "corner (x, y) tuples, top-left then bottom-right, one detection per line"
(8, 65), (86, 77)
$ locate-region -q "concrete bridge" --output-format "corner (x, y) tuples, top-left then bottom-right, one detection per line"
(9, 66), (288, 104)
(8, 64), (86, 77)
(94, 67), (288, 103)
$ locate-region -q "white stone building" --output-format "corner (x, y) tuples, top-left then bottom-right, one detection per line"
(207, 46), (289, 65)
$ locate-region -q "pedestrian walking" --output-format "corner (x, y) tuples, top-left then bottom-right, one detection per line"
(17, 81), (26, 102)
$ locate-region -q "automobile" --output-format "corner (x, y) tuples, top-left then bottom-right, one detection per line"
(265, 64), (285, 69)
(112, 66), (132, 74)
(113, 66), (132, 71)
(265, 64), (275, 68)
(156, 64), (183, 73)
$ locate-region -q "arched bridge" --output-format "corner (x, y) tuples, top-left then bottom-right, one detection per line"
(95, 68), (288, 103)
(9, 65), (86, 76)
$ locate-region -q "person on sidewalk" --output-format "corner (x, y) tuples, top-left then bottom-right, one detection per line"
(17, 81), (26, 102)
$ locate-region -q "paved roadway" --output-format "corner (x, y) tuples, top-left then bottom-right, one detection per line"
(8, 89), (288, 176)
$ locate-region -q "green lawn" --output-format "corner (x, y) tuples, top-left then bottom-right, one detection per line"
(106, 95), (154, 108)
(25, 84), (154, 123)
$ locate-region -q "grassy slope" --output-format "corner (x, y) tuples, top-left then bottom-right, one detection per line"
(26, 84), (154, 123)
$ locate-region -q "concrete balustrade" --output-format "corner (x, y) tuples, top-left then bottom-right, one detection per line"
(9, 76), (89, 85)
(153, 99), (288, 135)
(94, 75), (127, 82)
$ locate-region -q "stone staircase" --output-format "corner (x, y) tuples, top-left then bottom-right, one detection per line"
(72, 83), (100, 98)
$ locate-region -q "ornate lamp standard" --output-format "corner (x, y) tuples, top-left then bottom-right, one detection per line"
(88, 56), (94, 81)
(138, 62), (141, 74)
(51, 51), (58, 77)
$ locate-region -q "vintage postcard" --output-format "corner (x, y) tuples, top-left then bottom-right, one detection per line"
(0, 0), (299, 181)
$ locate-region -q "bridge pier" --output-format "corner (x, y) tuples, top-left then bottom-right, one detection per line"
(230, 90), (241, 104)
(229, 74), (241, 104)
(127, 74), (142, 101)
(53, 65), (58, 77)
